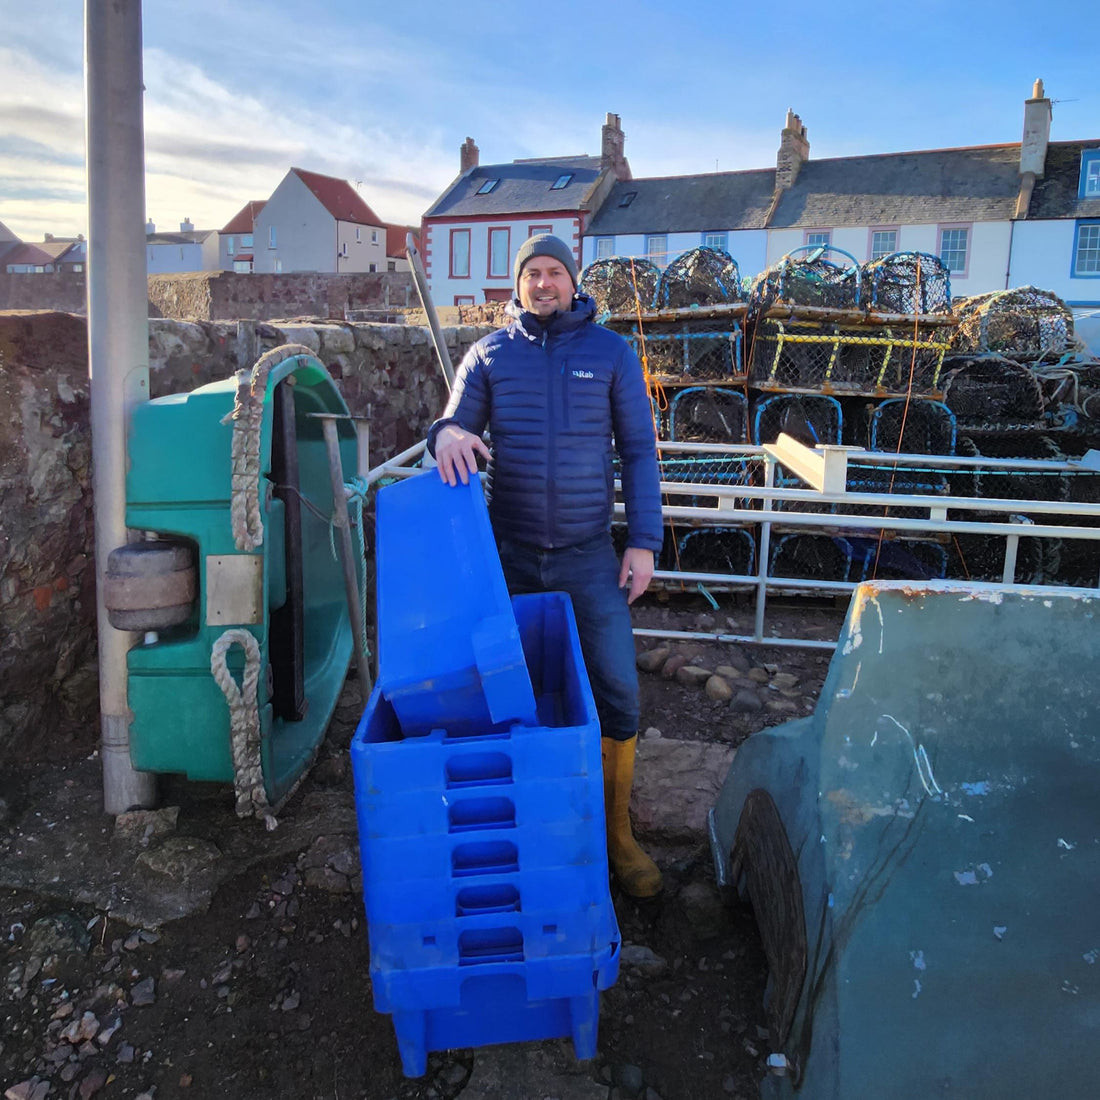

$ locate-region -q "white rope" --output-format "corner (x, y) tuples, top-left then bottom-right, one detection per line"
(221, 343), (316, 552)
(210, 628), (276, 827)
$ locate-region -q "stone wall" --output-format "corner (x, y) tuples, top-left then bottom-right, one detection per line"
(0, 310), (489, 759)
(0, 270), (416, 321)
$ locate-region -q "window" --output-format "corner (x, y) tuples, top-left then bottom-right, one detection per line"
(870, 229), (898, 261)
(387, 260), (396, 272)
(596, 237), (615, 259)
(1073, 221), (1100, 276)
(645, 235), (668, 267)
(369, 263), (376, 272)
(804, 230), (831, 248)
(550, 173), (573, 190)
(454, 295), (475, 306)
(1079, 151), (1100, 198)
(618, 191), (637, 208)
(476, 179), (499, 195)
(355, 227), (361, 242)
(528, 224), (552, 238)
(702, 232), (727, 251)
(340, 242), (348, 257)
(233, 260), (252, 274)
(226, 236), (235, 256)
(73, 264), (83, 273)
(450, 228), (471, 278)
(268, 226), (277, 249)
(274, 258), (283, 272)
(241, 234), (253, 247)
(488, 227), (510, 278)
(371, 230), (379, 244)
(938, 225), (970, 274)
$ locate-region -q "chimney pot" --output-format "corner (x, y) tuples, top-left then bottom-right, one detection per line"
(775, 109), (810, 192)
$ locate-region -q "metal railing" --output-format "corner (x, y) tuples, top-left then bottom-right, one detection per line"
(365, 437), (1100, 651)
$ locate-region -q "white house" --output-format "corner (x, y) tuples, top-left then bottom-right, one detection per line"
(421, 115), (631, 306)
(252, 168), (388, 275)
(145, 219), (219, 274)
(582, 83), (1100, 315)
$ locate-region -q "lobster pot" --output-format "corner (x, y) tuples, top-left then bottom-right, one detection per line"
(864, 251), (952, 315)
(633, 325), (743, 382)
(866, 398), (957, 455)
(611, 524), (680, 572)
(674, 527), (756, 577)
(940, 355), (1045, 429)
(669, 387), (747, 444)
(749, 254), (860, 316)
(847, 538), (948, 582)
(951, 286), (1075, 360)
(769, 534), (863, 583)
(945, 520), (1049, 585)
(748, 319), (949, 396)
(963, 433), (1070, 503)
(656, 247), (743, 308)
(752, 393), (842, 446)
(579, 257), (659, 315)
(836, 463), (950, 520)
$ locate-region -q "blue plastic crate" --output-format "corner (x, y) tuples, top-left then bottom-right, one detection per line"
(352, 591), (619, 1076)
(375, 473), (537, 734)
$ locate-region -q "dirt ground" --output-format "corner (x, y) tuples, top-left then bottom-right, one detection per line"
(0, 592), (843, 1100)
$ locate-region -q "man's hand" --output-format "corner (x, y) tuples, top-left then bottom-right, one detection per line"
(434, 424), (491, 486)
(618, 547), (655, 605)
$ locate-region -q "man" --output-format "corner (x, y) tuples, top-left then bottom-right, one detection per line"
(428, 234), (663, 898)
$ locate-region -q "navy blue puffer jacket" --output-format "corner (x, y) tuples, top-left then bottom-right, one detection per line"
(428, 294), (662, 552)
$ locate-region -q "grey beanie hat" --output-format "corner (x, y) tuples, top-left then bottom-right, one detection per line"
(513, 233), (578, 294)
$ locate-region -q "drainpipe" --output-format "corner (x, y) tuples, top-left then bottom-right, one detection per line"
(86, 0), (158, 813)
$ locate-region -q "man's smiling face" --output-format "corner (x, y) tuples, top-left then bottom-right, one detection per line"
(518, 257), (574, 317)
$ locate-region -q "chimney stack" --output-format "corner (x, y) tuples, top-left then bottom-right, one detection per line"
(775, 109), (810, 192)
(180, 217), (194, 232)
(145, 219), (155, 235)
(460, 137), (479, 174)
(601, 112), (629, 180)
(1020, 77), (1052, 177)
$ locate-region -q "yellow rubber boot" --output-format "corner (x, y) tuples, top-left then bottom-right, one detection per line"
(601, 735), (663, 898)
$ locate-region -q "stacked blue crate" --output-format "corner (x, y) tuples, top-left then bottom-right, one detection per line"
(351, 473), (620, 1076)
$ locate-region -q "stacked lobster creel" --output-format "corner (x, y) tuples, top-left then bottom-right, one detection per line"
(943, 286), (1100, 584)
(581, 247), (754, 578)
(748, 249), (957, 584)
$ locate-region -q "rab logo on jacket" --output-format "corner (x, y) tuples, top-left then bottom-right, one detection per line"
(572, 369), (595, 379)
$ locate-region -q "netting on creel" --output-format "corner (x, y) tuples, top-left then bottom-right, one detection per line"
(674, 527), (757, 577)
(655, 247), (744, 308)
(951, 287), (1075, 360)
(668, 387), (748, 444)
(579, 257), (659, 315)
(960, 433), (1070, 503)
(836, 464), (950, 520)
(748, 320), (949, 395)
(752, 393), (842, 446)
(634, 324), (744, 382)
(945, 523), (1048, 585)
(864, 251), (952, 315)
(853, 538), (948, 581)
(769, 534), (862, 582)
(940, 355), (1046, 428)
(866, 398), (957, 455)
(748, 248), (861, 316)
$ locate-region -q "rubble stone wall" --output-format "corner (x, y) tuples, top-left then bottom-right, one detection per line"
(0, 270), (416, 321)
(0, 310), (488, 759)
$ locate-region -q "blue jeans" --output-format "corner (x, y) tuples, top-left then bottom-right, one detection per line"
(497, 532), (639, 741)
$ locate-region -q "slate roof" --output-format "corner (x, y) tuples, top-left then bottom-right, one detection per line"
(292, 168), (384, 227)
(1029, 140), (1100, 220)
(586, 169), (776, 234)
(424, 155), (603, 218)
(588, 140), (1100, 234)
(3, 243), (56, 267)
(146, 230), (216, 245)
(220, 200), (266, 234)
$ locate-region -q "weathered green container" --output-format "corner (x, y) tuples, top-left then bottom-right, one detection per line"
(124, 352), (356, 806)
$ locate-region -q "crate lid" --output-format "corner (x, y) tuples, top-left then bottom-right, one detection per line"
(374, 472), (537, 732)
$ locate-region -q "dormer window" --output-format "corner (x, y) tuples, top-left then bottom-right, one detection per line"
(476, 179), (500, 195)
(618, 191), (637, 208)
(1083, 152), (1100, 198)
(550, 173), (573, 190)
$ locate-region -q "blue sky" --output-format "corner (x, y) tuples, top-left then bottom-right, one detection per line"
(1, 0), (1096, 241)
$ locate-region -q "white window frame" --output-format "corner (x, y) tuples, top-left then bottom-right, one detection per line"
(702, 232), (727, 251)
(1073, 221), (1100, 277)
(869, 228), (898, 261)
(938, 224), (970, 276)
(595, 237), (615, 260)
(645, 234), (668, 266)
(488, 227), (510, 278)
(268, 226), (277, 249)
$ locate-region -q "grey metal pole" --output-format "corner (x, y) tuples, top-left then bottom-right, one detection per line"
(406, 232), (454, 391)
(86, 0), (158, 813)
(317, 415), (373, 699)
